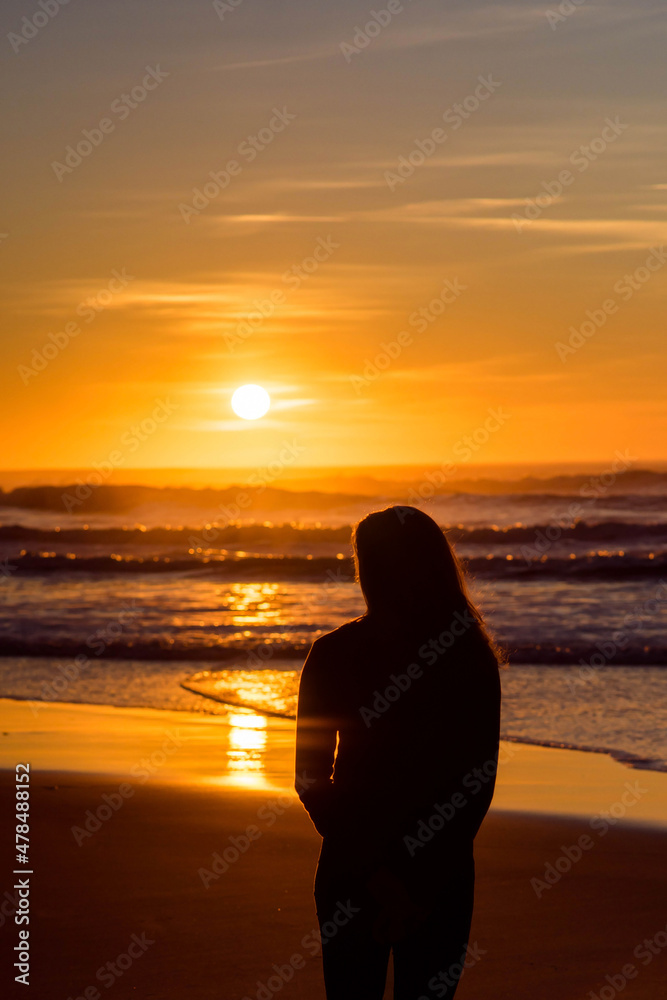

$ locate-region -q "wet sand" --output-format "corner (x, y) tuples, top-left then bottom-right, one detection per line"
(0, 699), (666, 998)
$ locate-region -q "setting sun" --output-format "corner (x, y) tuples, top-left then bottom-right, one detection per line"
(231, 384), (271, 421)
(3, 5), (667, 998)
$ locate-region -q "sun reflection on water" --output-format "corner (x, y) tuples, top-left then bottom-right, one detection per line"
(227, 711), (267, 775)
(227, 582), (283, 627)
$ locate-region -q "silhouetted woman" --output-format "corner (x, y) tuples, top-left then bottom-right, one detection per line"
(295, 505), (502, 999)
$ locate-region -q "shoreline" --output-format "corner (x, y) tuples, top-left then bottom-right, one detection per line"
(2, 696), (666, 827)
(3, 656), (666, 777)
(2, 698), (667, 997)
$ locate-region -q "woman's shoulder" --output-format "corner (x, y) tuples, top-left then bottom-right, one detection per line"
(313, 615), (367, 646)
(301, 619), (367, 689)
(311, 616), (367, 652)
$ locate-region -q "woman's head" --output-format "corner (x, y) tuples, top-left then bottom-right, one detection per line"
(352, 505), (497, 650)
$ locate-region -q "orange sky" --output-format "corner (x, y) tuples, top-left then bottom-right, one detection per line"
(2, 0), (666, 470)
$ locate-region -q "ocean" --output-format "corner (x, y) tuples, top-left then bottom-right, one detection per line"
(1, 464), (666, 772)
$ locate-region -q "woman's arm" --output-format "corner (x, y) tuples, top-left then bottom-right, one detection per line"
(455, 652), (502, 840)
(294, 637), (339, 837)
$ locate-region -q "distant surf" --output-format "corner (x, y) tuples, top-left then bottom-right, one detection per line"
(2, 466), (667, 514)
(4, 549), (666, 583)
(2, 467), (666, 776)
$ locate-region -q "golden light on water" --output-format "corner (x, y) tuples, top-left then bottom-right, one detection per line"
(227, 712), (268, 731)
(229, 582), (280, 626)
(183, 666), (299, 718)
(226, 711), (267, 778)
(231, 384), (271, 421)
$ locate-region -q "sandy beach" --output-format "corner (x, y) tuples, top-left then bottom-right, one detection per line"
(0, 698), (666, 999)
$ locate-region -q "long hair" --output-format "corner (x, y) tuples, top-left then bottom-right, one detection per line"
(352, 505), (502, 660)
